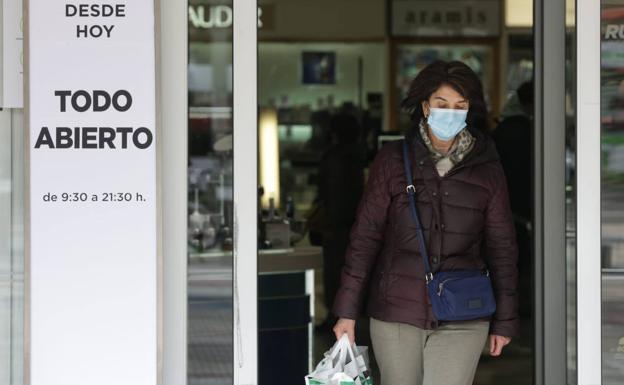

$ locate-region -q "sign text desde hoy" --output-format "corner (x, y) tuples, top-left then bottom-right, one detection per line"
(65, 3), (126, 38)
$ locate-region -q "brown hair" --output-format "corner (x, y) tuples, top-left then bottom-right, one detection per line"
(400, 60), (488, 133)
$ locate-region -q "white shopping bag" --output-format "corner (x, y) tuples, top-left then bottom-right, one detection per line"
(305, 334), (373, 385)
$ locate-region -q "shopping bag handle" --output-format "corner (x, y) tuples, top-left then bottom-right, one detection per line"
(339, 334), (360, 363)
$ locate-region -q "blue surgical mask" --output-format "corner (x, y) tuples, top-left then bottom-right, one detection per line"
(426, 107), (468, 141)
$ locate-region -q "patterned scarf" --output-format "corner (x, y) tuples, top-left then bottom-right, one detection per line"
(419, 118), (475, 176)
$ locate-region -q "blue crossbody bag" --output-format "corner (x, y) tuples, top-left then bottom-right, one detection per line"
(401, 139), (496, 321)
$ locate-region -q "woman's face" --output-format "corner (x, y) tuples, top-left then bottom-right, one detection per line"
(421, 84), (469, 117)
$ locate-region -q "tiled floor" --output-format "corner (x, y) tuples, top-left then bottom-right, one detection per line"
(187, 254), (624, 385)
(188, 261), (233, 385)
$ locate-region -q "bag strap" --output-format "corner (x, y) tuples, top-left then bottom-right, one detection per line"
(401, 139), (434, 282)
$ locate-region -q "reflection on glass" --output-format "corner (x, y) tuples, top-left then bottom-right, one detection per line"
(0, 111), (24, 385)
(601, 1), (624, 383)
(188, 1), (233, 384)
(565, 0), (577, 381)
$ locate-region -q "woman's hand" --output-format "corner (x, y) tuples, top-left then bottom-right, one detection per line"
(333, 318), (356, 344)
(489, 335), (512, 356)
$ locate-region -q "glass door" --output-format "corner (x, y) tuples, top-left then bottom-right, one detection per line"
(600, 1), (624, 383)
(187, 0), (234, 383)
(232, 1), (258, 384)
(576, 0), (605, 384)
(0, 109), (24, 385)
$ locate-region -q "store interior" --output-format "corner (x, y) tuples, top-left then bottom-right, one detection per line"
(184, 1), (573, 384)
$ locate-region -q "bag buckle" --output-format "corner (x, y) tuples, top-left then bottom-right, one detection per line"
(406, 184), (416, 194)
(425, 272), (434, 283)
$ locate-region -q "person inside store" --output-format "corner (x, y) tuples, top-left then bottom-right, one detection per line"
(493, 81), (533, 320)
(331, 60), (519, 385)
(315, 111), (366, 332)
(493, 81), (533, 224)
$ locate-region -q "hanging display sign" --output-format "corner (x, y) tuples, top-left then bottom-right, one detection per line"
(188, 4), (271, 29)
(391, 0), (500, 37)
(27, 1), (158, 384)
(187, 1), (274, 43)
(2, 0), (24, 108)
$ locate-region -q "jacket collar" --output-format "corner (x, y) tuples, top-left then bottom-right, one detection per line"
(407, 124), (499, 170)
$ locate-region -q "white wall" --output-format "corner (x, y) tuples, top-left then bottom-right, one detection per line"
(506, 0), (574, 27)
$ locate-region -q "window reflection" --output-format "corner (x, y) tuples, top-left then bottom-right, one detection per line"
(0, 110), (25, 385)
(601, 1), (624, 383)
(188, 1), (233, 384)
(565, 0), (577, 381)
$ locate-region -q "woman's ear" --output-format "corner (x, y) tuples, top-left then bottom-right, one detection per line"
(421, 101), (429, 118)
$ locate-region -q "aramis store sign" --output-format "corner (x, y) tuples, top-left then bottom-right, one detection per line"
(391, 0), (500, 37)
(27, 1), (158, 384)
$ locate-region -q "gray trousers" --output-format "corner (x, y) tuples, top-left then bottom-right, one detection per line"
(370, 317), (489, 385)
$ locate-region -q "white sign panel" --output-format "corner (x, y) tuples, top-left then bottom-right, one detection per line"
(2, 0), (24, 107)
(28, 2), (158, 385)
(392, 0), (500, 37)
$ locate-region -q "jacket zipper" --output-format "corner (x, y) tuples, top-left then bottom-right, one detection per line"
(436, 163), (467, 180)
(379, 271), (386, 299)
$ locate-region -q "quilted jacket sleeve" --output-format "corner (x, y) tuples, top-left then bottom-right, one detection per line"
(331, 144), (393, 320)
(485, 163), (520, 337)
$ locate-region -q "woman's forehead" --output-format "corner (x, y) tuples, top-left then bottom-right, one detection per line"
(431, 84), (467, 101)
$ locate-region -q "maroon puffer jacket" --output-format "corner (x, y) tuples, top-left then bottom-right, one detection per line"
(331, 127), (520, 337)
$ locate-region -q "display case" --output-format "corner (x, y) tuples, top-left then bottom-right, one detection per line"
(188, 107), (234, 254)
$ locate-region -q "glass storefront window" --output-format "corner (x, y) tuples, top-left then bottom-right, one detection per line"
(258, 42), (385, 211)
(601, 1), (624, 383)
(188, 1), (233, 384)
(257, 40), (386, 385)
(0, 110), (24, 385)
(565, 0), (577, 381)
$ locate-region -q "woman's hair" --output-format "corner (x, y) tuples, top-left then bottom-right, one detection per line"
(400, 60), (489, 133)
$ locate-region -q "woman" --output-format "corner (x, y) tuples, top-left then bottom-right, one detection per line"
(331, 60), (519, 385)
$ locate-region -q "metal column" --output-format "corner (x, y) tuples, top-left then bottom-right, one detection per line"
(534, 0), (567, 383)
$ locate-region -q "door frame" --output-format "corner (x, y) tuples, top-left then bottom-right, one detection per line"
(575, 0), (602, 383)
(535, 0), (602, 383)
(233, 1), (259, 384)
(534, 0), (568, 383)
